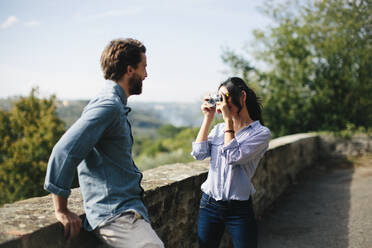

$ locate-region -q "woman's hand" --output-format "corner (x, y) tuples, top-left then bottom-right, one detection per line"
(216, 93), (232, 122)
(217, 93), (234, 145)
(201, 96), (215, 120)
(195, 96), (216, 143)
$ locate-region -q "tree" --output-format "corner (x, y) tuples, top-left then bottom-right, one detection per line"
(0, 88), (65, 205)
(222, 0), (372, 137)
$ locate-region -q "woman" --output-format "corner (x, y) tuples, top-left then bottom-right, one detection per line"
(191, 77), (271, 248)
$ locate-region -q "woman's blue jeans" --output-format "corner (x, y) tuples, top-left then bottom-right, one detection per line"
(197, 192), (257, 248)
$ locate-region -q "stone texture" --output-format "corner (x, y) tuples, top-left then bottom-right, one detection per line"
(0, 133), (370, 248)
(319, 134), (372, 159)
(0, 188), (85, 246)
(143, 161), (209, 248)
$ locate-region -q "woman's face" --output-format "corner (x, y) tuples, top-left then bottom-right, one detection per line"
(218, 86), (240, 115)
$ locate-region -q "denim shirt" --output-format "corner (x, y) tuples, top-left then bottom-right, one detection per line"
(44, 81), (149, 231)
(191, 121), (271, 201)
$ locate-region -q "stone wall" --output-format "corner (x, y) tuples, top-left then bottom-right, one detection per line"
(0, 133), (370, 248)
(318, 134), (372, 158)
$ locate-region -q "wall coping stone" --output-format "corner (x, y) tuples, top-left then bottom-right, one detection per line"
(268, 133), (317, 150)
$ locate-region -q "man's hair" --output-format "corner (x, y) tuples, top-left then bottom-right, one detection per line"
(100, 38), (146, 82)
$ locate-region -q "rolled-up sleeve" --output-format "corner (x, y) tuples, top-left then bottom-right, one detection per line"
(220, 128), (271, 166)
(190, 125), (220, 160)
(44, 99), (119, 198)
(191, 141), (210, 160)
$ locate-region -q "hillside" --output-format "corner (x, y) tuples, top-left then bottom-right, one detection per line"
(0, 98), (203, 138)
(57, 100), (203, 130)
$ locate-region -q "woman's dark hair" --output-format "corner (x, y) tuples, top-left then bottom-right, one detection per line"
(219, 77), (264, 125)
(100, 38), (146, 82)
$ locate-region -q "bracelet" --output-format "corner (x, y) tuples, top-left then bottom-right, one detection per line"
(224, 129), (234, 134)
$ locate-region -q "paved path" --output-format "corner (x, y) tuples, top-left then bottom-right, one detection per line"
(258, 156), (372, 248)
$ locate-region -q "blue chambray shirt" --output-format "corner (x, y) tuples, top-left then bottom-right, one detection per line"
(191, 121), (271, 201)
(44, 81), (149, 231)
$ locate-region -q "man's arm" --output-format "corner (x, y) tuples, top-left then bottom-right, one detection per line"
(44, 99), (120, 238)
(53, 194), (82, 240)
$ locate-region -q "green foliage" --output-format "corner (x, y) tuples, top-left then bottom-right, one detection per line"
(134, 125), (199, 171)
(0, 88), (65, 206)
(222, 0), (372, 137)
(158, 124), (185, 139)
(333, 123), (372, 139)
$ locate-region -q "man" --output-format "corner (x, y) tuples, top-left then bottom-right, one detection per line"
(44, 38), (164, 248)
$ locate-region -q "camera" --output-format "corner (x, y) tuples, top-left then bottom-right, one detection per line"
(207, 93), (223, 107)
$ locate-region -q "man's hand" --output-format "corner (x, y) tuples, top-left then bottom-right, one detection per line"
(52, 194), (82, 240)
(55, 209), (82, 240)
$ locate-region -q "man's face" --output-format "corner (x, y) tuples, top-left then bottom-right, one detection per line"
(128, 53), (147, 95)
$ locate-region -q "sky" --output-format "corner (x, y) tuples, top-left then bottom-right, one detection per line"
(0, 0), (275, 103)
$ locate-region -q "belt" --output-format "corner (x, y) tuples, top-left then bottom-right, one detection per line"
(202, 192), (251, 206)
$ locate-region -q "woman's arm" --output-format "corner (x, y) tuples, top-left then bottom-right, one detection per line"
(221, 128), (271, 166)
(196, 96), (215, 142)
(195, 116), (214, 142)
(191, 97), (216, 160)
(215, 93), (234, 146)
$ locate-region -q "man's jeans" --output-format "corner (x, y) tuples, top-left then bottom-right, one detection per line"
(197, 192), (257, 248)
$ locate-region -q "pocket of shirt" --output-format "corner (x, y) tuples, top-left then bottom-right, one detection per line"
(210, 137), (223, 167)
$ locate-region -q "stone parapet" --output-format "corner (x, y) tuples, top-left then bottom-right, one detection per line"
(318, 134), (372, 158)
(1, 133), (369, 247)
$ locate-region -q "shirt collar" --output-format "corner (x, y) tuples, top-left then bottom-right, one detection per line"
(234, 120), (260, 137)
(114, 83), (128, 106)
(248, 120), (260, 129)
(105, 81), (131, 115)
(105, 81), (128, 105)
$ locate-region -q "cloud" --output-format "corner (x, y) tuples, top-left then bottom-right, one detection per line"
(25, 20), (41, 27)
(1, 16), (18, 29)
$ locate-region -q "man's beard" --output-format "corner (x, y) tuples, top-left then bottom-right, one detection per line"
(128, 73), (143, 95)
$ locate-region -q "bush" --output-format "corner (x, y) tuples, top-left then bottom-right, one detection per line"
(0, 89), (65, 206)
